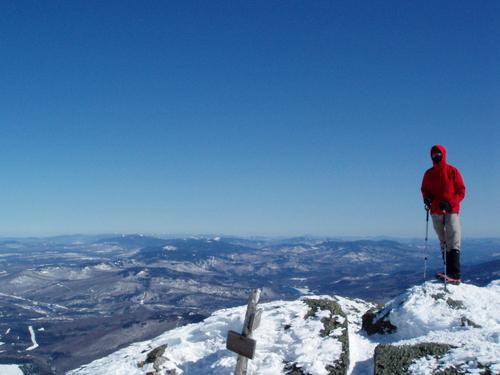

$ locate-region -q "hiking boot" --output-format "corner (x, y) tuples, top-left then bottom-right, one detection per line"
(447, 249), (461, 280)
(436, 272), (461, 285)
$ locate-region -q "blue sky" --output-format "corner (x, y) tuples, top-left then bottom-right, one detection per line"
(0, 1), (499, 237)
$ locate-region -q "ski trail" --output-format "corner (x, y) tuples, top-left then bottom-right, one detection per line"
(335, 296), (378, 375)
(348, 327), (377, 375)
(26, 326), (39, 351)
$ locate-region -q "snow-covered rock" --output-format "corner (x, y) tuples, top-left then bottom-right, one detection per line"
(68, 280), (500, 375)
(363, 280), (500, 374)
(68, 296), (372, 375)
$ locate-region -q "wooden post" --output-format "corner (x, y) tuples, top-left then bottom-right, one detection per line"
(226, 288), (262, 375)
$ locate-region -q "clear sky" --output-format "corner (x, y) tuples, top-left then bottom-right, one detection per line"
(1, 1), (499, 237)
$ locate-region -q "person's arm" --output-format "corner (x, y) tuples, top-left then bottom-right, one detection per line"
(421, 172), (432, 207)
(452, 169), (466, 205)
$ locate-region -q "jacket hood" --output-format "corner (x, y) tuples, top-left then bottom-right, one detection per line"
(431, 144), (447, 165)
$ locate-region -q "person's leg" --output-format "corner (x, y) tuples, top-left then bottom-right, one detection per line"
(446, 213), (461, 250)
(446, 214), (461, 279)
(432, 214), (450, 279)
(431, 214), (446, 252)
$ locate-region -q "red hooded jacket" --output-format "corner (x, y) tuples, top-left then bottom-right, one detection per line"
(421, 145), (466, 214)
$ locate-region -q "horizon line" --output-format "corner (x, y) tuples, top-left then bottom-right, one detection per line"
(0, 232), (499, 241)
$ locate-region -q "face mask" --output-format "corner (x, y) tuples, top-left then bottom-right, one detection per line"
(432, 153), (443, 163)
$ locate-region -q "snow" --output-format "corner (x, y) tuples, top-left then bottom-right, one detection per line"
(158, 261), (214, 274)
(69, 280), (500, 375)
(293, 286), (312, 295)
(69, 298), (358, 375)
(332, 273), (389, 284)
(380, 282), (499, 340)
(341, 252), (372, 262)
(359, 280), (500, 374)
(335, 295), (378, 374)
(0, 365), (23, 375)
(26, 325), (39, 351)
(401, 281), (500, 374)
(93, 263), (114, 271)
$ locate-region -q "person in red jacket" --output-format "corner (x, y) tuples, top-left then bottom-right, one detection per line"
(421, 145), (466, 283)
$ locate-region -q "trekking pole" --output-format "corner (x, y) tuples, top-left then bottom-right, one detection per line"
(442, 211), (448, 292)
(424, 208), (429, 281)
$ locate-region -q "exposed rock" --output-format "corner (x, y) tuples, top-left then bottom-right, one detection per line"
(374, 343), (453, 375)
(432, 293), (447, 300)
(305, 298), (349, 375)
(446, 298), (465, 310)
(153, 356), (167, 372)
(435, 367), (462, 374)
(361, 308), (397, 335)
(431, 293), (465, 310)
(283, 299), (349, 375)
(138, 344), (169, 374)
(460, 316), (482, 328)
(146, 344), (168, 363)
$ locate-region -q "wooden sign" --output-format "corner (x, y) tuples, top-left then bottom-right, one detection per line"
(226, 330), (257, 360)
(228, 289), (262, 374)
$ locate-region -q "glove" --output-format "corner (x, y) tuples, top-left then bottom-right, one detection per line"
(439, 201), (452, 213)
(424, 197), (431, 210)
